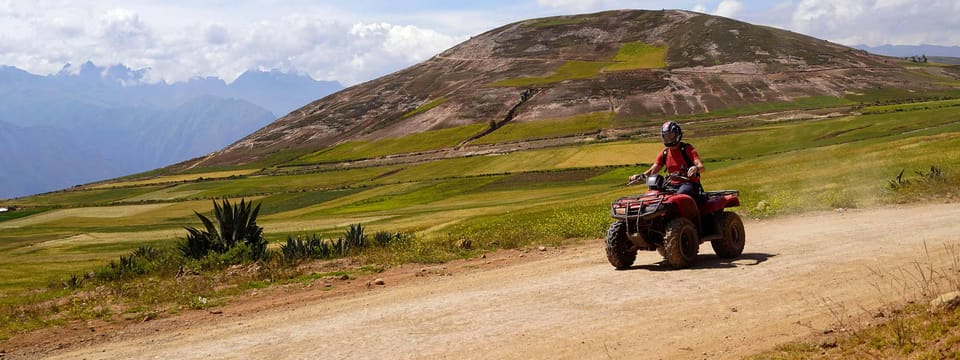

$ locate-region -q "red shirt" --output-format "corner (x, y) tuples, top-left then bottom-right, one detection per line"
(655, 143), (701, 183)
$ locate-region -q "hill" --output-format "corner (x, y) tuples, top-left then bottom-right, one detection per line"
(186, 9), (950, 168)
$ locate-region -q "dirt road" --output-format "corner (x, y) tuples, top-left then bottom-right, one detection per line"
(27, 203), (960, 359)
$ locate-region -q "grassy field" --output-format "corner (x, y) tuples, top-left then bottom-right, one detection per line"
(90, 169), (261, 189)
(4, 104), (959, 289)
(1, 96), (959, 343)
(490, 61), (613, 87)
(291, 124), (488, 163)
(862, 98), (960, 113)
(402, 98), (448, 119)
(605, 41), (667, 70)
(490, 41), (667, 87)
(471, 112), (613, 145)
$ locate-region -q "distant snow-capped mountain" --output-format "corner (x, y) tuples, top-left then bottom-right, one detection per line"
(0, 63), (343, 199)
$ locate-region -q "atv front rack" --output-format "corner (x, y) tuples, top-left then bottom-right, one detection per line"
(611, 195), (664, 220)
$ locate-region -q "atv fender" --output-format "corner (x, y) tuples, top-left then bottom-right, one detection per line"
(664, 194), (699, 223)
(700, 194), (740, 214)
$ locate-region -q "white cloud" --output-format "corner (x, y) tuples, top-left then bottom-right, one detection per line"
(99, 8), (153, 49)
(789, 0), (960, 46)
(714, 0), (743, 18)
(536, 0), (604, 13)
(0, 3), (465, 86)
(690, 1), (742, 18)
(204, 24), (229, 46)
(1, 0), (959, 87)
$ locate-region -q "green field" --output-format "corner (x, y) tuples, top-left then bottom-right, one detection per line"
(291, 124), (488, 164)
(2, 97), (960, 342)
(605, 41), (667, 70)
(402, 98), (448, 119)
(492, 41), (668, 87)
(471, 112), (614, 145)
(491, 61), (613, 87)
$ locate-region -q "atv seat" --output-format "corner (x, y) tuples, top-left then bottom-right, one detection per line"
(700, 190), (740, 214)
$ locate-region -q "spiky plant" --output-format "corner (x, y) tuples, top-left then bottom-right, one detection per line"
(374, 231), (393, 247)
(180, 198), (268, 260)
(344, 223), (367, 249)
(332, 237), (349, 258)
(63, 274), (85, 290)
(280, 234), (336, 263)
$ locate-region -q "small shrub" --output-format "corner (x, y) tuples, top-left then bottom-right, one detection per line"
(98, 255), (151, 281)
(883, 165), (955, 203)
(62, 274), (85, 290)
(374, 231), (394, 247)
(179, 198), (268, 261)
(195, 243), (263, 270)
(131, 246), (163, 261)
(331, 237), (350, 258)
(344, 223), (368, 250)
(888, 169), (908, 191)
(280, 234), (337, 263)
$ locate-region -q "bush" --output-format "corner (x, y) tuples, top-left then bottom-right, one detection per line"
(344, 223), (368, 249)
(883, 165), (956, 203)
(97, 246), (175, 282)
(374, 231), (394, 247)
(281, 235), (335, 263)
(179, 198), (268, 261)
(195, 243), (264, 270)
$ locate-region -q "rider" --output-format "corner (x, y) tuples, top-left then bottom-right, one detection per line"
(629, 121), (705, 200)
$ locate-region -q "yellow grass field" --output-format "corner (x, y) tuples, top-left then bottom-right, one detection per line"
(92, 169), (261, 189)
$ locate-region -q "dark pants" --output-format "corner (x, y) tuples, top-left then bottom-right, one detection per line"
(677, 183), (703, 203)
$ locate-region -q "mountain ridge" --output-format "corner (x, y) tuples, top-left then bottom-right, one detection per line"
(190, 9), (948, 168)
(0, 63), (343, 199)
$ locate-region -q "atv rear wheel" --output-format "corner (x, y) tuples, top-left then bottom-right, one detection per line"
(605, 221), (636, 270)
(663, 217), (699, 268)
(711, 212), (745, 258)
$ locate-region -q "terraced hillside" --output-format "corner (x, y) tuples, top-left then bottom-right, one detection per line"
(180, 9), (951, 168)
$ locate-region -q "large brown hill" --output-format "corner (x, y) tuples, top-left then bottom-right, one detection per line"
(189, 9), (939, 167)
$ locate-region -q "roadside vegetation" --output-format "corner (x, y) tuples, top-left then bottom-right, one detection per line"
(750, 232), (960, 359)
(1, 93), (959, 345)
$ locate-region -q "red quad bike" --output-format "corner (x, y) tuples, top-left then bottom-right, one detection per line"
(605, 173), (745, 269)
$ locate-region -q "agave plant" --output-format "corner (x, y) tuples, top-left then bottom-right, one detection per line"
(280, 234), (335, 263)
(180, 198), (268, 260)
(373, 231), (393, 247)
(344, 223), (367, 249)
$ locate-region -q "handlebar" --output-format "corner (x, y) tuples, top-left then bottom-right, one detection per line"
(666, 172), (693, 182)
(626, 172), (698, 187)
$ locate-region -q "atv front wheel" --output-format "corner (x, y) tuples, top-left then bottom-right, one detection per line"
(605, 221), (636, 270)
(711, 212), (745, 258)
(663, 217), (699, 268)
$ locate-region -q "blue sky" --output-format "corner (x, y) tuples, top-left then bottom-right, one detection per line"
(1, 0), (957, 85)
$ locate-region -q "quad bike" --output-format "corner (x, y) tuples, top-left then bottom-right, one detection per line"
(605, 173), (745, 269)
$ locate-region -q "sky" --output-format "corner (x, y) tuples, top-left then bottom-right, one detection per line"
(1, 0), (958, 86)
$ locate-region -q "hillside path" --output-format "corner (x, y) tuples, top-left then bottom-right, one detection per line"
(32, 203), (960, 359)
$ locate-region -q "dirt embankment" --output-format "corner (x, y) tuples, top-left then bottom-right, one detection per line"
(8, 202), (960, 359)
